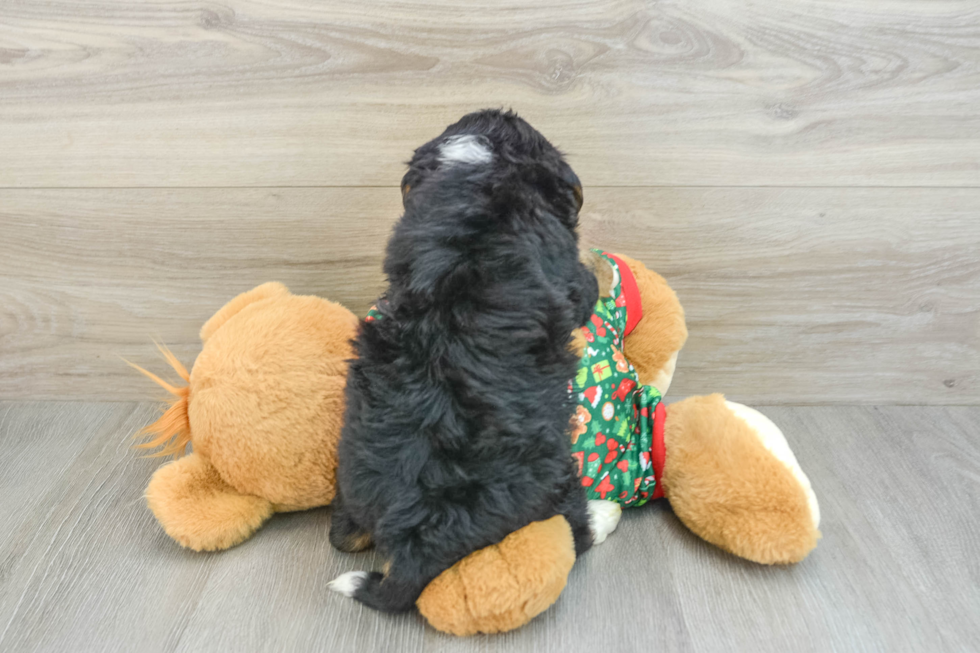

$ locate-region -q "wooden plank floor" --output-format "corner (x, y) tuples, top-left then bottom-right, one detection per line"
(1, 401), (977, 652)
(2, 0), (980, 405)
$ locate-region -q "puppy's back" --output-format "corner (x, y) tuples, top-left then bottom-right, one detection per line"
(331, 109), (597, 614)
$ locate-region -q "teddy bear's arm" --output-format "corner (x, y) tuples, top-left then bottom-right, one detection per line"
(613, 253), (688, 395)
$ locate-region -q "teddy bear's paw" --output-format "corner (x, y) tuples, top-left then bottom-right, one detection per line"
(587, 500), (621, 544)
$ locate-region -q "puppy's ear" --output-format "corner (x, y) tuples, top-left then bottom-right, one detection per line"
(560, 167), (583, 212)
(571, 184), (583, 212)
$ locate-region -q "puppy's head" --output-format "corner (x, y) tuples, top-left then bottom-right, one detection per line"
(389, 110), (596, 327)
(400, 109), (583, 228)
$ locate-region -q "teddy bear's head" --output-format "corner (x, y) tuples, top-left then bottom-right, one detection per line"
(136, 282), (359, 510)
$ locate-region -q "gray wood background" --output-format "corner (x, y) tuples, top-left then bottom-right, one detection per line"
(2, 0), (979, 404)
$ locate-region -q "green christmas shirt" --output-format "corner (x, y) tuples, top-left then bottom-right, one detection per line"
(569, 250), (663, 508)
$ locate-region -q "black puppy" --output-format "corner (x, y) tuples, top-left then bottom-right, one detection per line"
(328, 109), (609, 613)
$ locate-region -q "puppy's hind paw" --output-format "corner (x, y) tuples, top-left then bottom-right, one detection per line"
(588, 500), (622, 544)
(328, 571), (369, 598)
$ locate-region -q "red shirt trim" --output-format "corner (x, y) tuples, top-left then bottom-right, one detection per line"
(651, 401), (667, 500)
(608, 254), (643, 336)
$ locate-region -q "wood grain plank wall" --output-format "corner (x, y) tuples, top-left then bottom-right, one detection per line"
(0, 0), (978, 187)
(2, 188), (977, 403)
(1, 0), (978, 402)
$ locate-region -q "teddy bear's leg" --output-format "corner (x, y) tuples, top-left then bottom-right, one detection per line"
(416, 515), (577, 636)
(411, 485), (613, 635)
(662, 394), (820, 564)
(146, 452), (274, 552)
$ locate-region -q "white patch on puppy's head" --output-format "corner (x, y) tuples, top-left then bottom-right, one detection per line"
(438, 134), (492, 165)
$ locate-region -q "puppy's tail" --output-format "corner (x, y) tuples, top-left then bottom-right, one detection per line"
(124, 343), (192, 458)
(328, 571), (423, 614)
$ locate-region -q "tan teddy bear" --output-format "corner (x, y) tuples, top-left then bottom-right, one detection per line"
(133, 254), (818, 636)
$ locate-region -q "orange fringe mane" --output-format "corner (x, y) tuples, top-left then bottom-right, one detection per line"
(126, 344), (191, 458)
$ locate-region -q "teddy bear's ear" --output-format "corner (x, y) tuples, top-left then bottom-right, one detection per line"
(199, 282), (291, 343)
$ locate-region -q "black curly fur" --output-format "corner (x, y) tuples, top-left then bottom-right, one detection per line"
(331, 109), (599, 613)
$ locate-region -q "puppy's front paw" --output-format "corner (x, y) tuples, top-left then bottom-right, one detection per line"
(328, 571), (369, 598)
(588, 500), (621, 544)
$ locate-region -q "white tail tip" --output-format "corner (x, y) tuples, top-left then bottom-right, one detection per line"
(328, 571), (368, 597)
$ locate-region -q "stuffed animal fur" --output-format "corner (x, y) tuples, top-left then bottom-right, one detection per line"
(131, 282), (356, 551)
